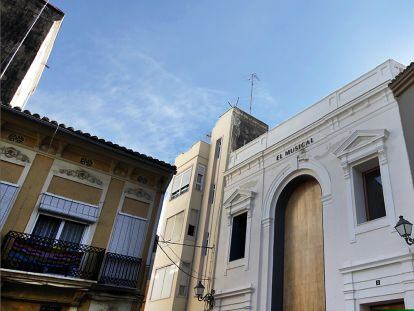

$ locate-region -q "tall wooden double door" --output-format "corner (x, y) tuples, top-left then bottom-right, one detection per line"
(283, 178), (325, 311)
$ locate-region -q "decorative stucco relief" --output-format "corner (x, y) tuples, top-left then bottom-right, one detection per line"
(125, 187), (152, 201)
(58, 168), (103, 186)
(0, 146), (30, 163)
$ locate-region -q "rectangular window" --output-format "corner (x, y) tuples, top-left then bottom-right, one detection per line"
(363, 167), (386, 221)
(0, 181), (19, 228)
(151, 265), (175, 300)
(187, 209), (199, 237)
(210, 184), (216, 204)
(171, 168), (192, 199)
(32, 214), (86, 244)
(164, 211), (184, 242)
(215, 138), (222, 159)
(229, 212), (247, 262)
(352, 158), (386, 224)
(178, 262), (191, 296)
(195, 165), (206, 191)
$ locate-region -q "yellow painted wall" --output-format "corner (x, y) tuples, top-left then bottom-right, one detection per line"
(0, 160), (24, 184)
(91, 178), (125, 248)
(122, 197), (150, 218)
(2, 154), (53, 237)
(47, 175), (102, 205)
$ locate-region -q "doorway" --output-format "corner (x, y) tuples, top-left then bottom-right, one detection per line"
(272, 175), (325, 311)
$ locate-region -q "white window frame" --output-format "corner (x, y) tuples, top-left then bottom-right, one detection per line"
(171, 167), (192, 200)
(163, 211), (184, 242)
(186, 209), (199, 240)
(151, 264), (175, 301)
(195, 164), (206, 191)
(177, 261), (191, 297)
(31, 212), (89, 244)
(0, 142), (35, 230)
(334, 129), (396, 242)
(222, 189), (256, 274)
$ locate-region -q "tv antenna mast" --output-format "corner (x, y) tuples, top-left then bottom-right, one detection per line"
(248, 73), (259, 114)
(227, 97), (239, 108)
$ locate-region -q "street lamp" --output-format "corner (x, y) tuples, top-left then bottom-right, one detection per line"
(394, 215), (413, 245)
(194, 281), (215, 310)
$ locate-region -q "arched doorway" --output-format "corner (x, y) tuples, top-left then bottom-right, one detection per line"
(271, 175), (325, 311)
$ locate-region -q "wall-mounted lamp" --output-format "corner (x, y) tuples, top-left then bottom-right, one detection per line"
(194, 281), (215, 310)
(394, 215), (413, 245)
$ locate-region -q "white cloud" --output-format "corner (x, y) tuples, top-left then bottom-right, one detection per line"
(29, 45), (228, 162)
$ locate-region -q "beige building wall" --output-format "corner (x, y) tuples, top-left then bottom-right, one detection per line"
(0, 105), (175, 311)
(145, 108), (268, 311)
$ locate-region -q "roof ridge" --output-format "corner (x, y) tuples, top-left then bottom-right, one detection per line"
(1, 103), (176, 172)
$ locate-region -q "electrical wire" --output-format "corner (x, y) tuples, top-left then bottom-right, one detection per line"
(157, 234), (211, 280)
(160, 239), (214, 249)
(156, 241), (210, 281)
(1, 0), (50, 79)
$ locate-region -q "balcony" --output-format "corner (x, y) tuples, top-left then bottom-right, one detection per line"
(1, 231), (105, 280)
(99, 252), (142, 288)
(1, 231), (143, 290)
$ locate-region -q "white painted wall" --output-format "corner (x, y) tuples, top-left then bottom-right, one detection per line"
(214, 60), (414, 311)
(10, 20), (63, 109)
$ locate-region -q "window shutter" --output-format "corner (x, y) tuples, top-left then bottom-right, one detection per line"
(151, 267), (166, 300)
(181, 168), (192, 189)
(161, 265), (175, 298)
(164, 216), (175, 241)
(172, 211), (184, 242)
(0, 182), (19, 227)
(171, 175), (182, 194)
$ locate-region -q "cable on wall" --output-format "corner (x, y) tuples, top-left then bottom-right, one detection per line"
(156, 241), (210, 281)
(1, 0), (50, 79)
(157, 234), (211, 280)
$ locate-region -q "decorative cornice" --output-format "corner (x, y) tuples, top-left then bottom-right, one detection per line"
(333, 129), (388, 158)
(58, 168), (103, 186)
(0, 146), (30, 163)
(125, 187), (152, 201)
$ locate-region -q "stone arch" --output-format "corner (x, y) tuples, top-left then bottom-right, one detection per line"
(258, 160), (332, 310)
(262, 160), (332, 221)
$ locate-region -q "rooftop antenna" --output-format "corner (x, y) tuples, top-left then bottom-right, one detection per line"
(248, 73), (259, 114)
(227, 97), (240, 108)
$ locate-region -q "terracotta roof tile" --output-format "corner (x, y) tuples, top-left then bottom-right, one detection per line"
(1, 103), (176, 172)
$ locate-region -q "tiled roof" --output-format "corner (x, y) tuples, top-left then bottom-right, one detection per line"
(1, 103), (176, 172)
(389, 61), (414, 95)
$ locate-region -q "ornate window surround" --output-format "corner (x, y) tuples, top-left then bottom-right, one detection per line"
(334, 129), (396, 242)
(25, 160), (111, 245)
(223, 188), (256, 274)
(0, 143), (36, 230)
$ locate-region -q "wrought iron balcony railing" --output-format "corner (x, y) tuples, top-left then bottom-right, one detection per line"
(1, 231), (105, 280)
(99, 252), (142, 288)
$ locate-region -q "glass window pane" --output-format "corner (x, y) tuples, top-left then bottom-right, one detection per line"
(32, 214), (61, 239)
(60, 220), (86, 244)
(364, 167), (386, 221)
(229, 212), (247, 261)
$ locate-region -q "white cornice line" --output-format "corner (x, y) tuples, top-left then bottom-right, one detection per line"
(339, 252), (414, 274)
(214, 283), (254, 298)
(225, 83), (393, 176)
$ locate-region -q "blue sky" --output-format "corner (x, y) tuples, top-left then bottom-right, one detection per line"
(29, 0), (414, 163)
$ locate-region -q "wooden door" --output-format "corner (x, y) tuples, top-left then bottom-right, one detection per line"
(283, 179), (325, 311)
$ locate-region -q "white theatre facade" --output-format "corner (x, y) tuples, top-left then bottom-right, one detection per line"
(213, 59), (414, 310)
